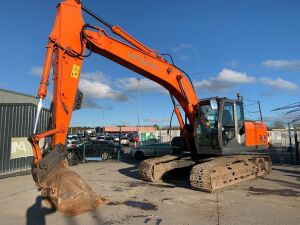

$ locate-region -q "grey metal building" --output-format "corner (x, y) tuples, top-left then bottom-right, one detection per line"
(0, 89), (51, 178)
(0, 88), (38, 104)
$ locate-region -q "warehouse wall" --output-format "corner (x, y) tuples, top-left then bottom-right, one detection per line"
(0, 88), (38, 104)
(0, 104), (51, 177)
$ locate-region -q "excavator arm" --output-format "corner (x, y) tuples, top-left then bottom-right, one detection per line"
(30, 0), (199, 215)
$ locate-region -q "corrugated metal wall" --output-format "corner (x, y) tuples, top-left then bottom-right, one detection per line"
(0, 104), (51, 177)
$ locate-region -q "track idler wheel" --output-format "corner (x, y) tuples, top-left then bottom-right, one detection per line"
(33, 144), (106, 215)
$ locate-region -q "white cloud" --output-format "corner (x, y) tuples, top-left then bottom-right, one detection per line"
(116, 77), (165, 93)
(217, 68), (256, 83)
(262, 59), (300, 71)
(170, 43), (198, 61)
(79, 78), (128, 102)
(194, 68), (256, 91)
(171, 43), (194, 52)
(144, 117), (169, 124)
(81, 98), (113, 109)
(81, 71), (109, 84)
(260, 77), (298, 90)
(178, 54), (192, 61)
(28, 66), (55, 77)
(28, 66), (43, 76)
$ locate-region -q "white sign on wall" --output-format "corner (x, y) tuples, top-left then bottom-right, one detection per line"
(11, 137), (46, 159)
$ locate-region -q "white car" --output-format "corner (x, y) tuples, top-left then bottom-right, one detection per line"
(113, 136), (120, 142)
(120, 137), (129, 146)
(89, 135), (97, 141)
(66, 139), (80, 149)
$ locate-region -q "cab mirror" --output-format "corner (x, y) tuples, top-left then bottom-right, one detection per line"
(210, 99), (218, 110)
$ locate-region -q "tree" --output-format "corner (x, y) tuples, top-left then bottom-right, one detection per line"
(153, 124), (159, 130)
(271, 120), (284, 129)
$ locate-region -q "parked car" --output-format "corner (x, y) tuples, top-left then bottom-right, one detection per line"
(66, 139), (80, 150)
(89, 135), (97, 141)
(171, 136), (186, 154)
(105, 135), (115, 142)
(67, 140), (124, 165)
(120, 137), (129, 146)
(130, 134), (139, 142)
(98, 134), (105, 141)
(130, 143), (172, 160)
(112, 135), (119, 142)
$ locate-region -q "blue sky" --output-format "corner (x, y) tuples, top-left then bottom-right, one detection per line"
(0, 0), (299, 127)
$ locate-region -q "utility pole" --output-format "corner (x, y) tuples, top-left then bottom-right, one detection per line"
(118, 126), (121, 162)
(137, 78), (141, 128)
(137, 78), (141, 147)
(102, 110), (104, 127)
(258, 101), (263, 121)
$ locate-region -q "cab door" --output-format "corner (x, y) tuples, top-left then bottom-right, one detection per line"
(219, 99), (246, 154)
(221, 101), (236, 146)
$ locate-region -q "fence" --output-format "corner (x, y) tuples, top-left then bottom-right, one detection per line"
(139, 129), (181, 145)
(268, 130), (300, 148)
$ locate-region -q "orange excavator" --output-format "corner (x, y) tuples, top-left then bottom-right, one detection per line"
(30, 0), (272, 215)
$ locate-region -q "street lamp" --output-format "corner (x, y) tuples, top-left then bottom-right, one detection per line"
(137, 77), (141, 128)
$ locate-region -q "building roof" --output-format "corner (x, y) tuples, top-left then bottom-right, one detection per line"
(0, 88), (38, 104)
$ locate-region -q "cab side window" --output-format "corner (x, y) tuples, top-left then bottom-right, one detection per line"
(223, 103), (234, 127)
(222, 102), (235, 145)
(236, 102), (245, 134)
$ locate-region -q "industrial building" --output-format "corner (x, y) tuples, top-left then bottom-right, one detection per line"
(0, 88), (50, 178)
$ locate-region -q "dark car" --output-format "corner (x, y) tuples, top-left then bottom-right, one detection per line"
(105, 135), (115, 141)
(171, 136), (186, 154)
(67, 140), (123, 165)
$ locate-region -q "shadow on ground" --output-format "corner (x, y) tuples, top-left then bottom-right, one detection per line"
(26, 196), (56, 225)
(118, 157), (192, 190)
(248, 186), (300, 197)
(272, 167), (300, 175)
(262, 177), (300, 189)
(123, 200), (158, 211)
(118, 164), (140, 180)
(162, 166), (192, 189)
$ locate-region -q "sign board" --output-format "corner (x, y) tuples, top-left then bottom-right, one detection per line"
(139, 132), (157, 142)
(11, 137), (46, 159)
(104, 126), (156, 133)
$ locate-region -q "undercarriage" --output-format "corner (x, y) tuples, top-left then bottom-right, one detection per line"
(138, 154), (272, 192)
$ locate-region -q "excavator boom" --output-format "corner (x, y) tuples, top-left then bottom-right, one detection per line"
(30, 0), (199, 215)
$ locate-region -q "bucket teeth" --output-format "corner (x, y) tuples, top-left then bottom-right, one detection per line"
(33, 144), (106, 215)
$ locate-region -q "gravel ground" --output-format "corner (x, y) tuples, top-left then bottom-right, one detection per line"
(0, 159), (299, 225)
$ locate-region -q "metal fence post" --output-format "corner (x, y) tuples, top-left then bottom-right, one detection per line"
(118, 126), (121, 162)
(83, 127), (86, 163)
(294, 124), (299, 165)
(288, 122), (293, 164)
(155, 137), (157, 157)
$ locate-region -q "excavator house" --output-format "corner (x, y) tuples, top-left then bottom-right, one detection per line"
(29, 0), (272, 215)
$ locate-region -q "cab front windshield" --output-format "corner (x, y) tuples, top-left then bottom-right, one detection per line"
(196, 104), (218, 146)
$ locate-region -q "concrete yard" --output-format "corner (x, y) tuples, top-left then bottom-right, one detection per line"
(0, 160), (299, 225)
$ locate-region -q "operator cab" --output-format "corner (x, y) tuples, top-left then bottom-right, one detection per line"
(194, 97), (253, 156)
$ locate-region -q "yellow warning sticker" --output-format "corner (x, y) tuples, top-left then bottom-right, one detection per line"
(71, 64), (80, 79)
